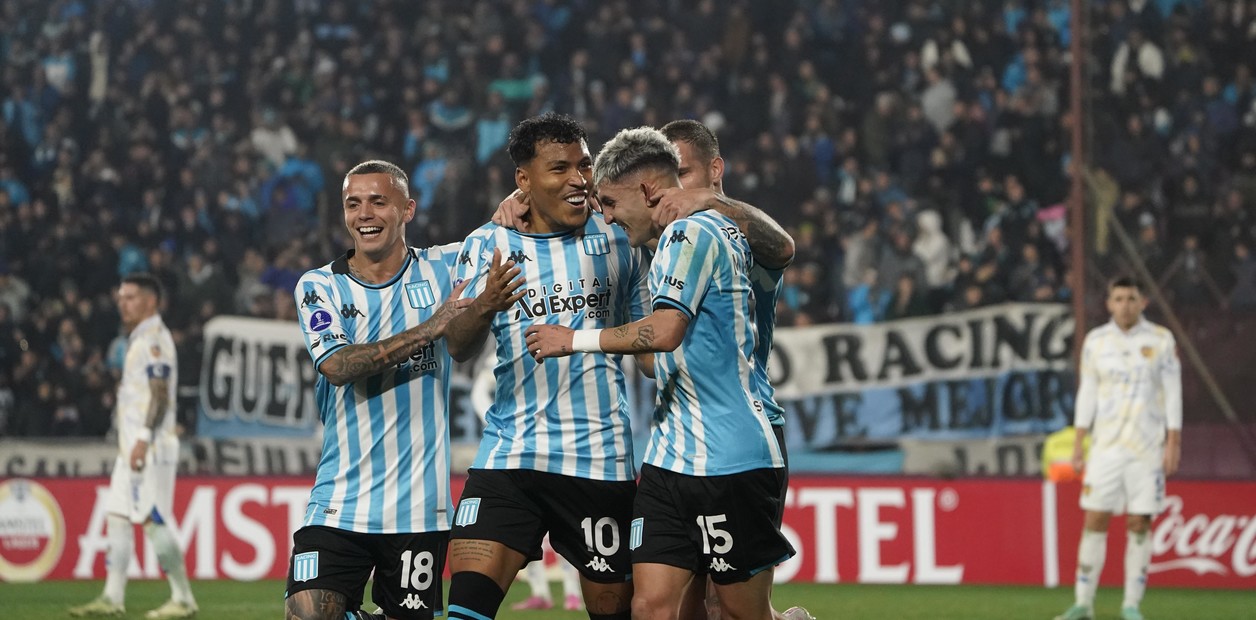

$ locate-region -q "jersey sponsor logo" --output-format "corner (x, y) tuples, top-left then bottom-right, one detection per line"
(309, 309), (333, 332)
(719, 226), (746, 241)
(582, 233), (610, 256)
(629, 518), (643, 550)
(405, 281), (436, 309)
(454, 498), (481, 527)
(340, 304), (365, 319)
(507, 249), (532, 263)
(708, 557), (736, 572)
(399, 593), (428, 610)
(514, 290), (612, 320)
(292, 551), (319, 582)
(666, 229), (692, 246)
(301, 290), (325, 307)
(662, 275), (685, 290)
(585, 556), (612, 573)
(398, 342), (439, 374)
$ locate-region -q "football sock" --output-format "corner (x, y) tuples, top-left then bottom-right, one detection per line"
(1122, 529), (1152, 610)
(1074, 530), (1107, 607)
(104, 515), (133, 604)
(559, 560), (581, 599)
(524, 561), (551, 602)
(145, 521), (196, 605)
(447, 571), (506, 619)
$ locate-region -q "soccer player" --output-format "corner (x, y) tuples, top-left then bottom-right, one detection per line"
(656, 120), (811, 620)
(526, 126), (794, 620)
(1054, 277), (1182, 620)
(284, 160), (524, 620)
(442, 113), (649, 620)
(69, 274), (198, 619)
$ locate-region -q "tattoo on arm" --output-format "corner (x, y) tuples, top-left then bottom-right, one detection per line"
(713, 194), (794, 268)
(631, 325), (655, 351)
(145, 377), (170, 431)
(321, 323), (438, 385)
(285, 589), (346, 620)
(613, 325), (630, 339)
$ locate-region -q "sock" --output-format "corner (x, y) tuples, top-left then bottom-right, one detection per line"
(447, 571), (506, 620)
(104, 515), (133, 604)
(145, 521), (195, 606)
(1122, 529), (1152, 610)
(1074, 530), (1107, 608)
(588, 613), (631, 620)
(524, 561), (551, 602)
(559, 560), (581, 599)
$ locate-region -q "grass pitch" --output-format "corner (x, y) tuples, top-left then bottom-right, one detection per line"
(2, 579), (1252, 619)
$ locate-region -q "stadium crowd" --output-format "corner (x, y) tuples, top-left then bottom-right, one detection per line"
(2, 0), (1256, 438)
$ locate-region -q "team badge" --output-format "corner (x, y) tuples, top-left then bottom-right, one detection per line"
(583, 233), (610, 256)
(455, 498), (481, 527)
(406, 281), (436, 309)
(292, 551), (319, 582)
(1140, 346), (1154, 359)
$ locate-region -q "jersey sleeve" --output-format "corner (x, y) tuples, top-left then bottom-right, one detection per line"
(649, 219), (718, 318)
(1073, 331), (1099, 431)
(453, 232), (492, 300)
(1160, 330), (1183, 431)
(140, 331), (174, 380)
(627, 246), (651, 322)
(431, 242), (463, 276)
(295, 272), (348, 368)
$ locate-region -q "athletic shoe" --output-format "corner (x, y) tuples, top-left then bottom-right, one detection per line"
(511, 596), (553, 611)
(1120, 607), (1145, 620)
(564, 594), (584, 611)
(145, 599), (198, 619)
(68, 597), (125, 617)
(1053, 605), (1094, 620)
(782, 607), (816, 620)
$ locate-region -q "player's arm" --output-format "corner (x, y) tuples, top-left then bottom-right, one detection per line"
(635, 353), (655, 378)
(129, 372), (171, 471)
(318, 279), (475, 386)
(651, 188), (795, 269)
(445, 249), (525, 362)
(1162, 333), (1184, 476)
(524, 308), (690, 360)
(1071, 334), (1100, 471)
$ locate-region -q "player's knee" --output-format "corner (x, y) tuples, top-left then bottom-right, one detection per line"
(630, 587), (674, 620)
(284, 589), (346, 620)
(582, 581), (632, 615)
(1127, 515), (1152, 534)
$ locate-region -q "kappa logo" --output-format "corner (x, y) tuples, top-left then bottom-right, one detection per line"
(301, 290), (325, 307)
(340, 304), (365, 319)
(458, 251), (472, 266)
(708, 557), (736, 573)
(399, 593), (428, 610)
(666, 229), (692, 246)
(507, 249), (532, 263)
(585, 556), (612, 573)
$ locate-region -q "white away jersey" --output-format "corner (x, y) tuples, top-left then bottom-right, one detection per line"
(1074, 318), (1182, 461)
(644, 211), (785, 476)
(455, 212), (649, 481)
(116, 314), (178, 452)
(294, 244), (458, 534)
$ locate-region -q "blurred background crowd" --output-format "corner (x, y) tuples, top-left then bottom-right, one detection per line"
(2, 0), (1256, 438)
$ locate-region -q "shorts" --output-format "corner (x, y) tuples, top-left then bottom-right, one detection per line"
(106, 436), (178, 524)
(450, 468), (636, 582)
(1080, 450), (1165, 516)
(285, 525), (448, 619)
(630, 464), (794, 585)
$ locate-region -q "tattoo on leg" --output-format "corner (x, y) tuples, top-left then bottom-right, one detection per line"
(450, 539), (497, 565)
(285, 589), (347, 620)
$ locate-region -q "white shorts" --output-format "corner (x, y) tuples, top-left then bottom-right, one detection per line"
(106, 437), (179, 524)
(1080, 450), (1165, 516)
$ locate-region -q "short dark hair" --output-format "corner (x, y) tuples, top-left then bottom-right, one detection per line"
(1109, 276), (1144, 294)
(122, 272), (164, 303)
(660, 119), (720, 163)
(345, 160), (410, 197)
(507, 112), (587, 166)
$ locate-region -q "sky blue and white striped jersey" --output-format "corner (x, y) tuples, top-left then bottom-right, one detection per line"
(750, 264), (786, 427)
(645, 211), (785, 476)
(455, 212), (650, 481)
(294, 244), (458, 534)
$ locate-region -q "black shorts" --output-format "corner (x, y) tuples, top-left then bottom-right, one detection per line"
(773, 424), (789, 527)
(450, 468), (636, 582)
(630, 464), (794, 585)
(285, 525), (448, 619)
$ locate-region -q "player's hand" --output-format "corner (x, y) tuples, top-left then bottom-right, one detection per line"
(649, 187), (716, 228)
(471, 248), (526, 315)
(1163, 437), (1181, 477)
(427, 278), (475, 338)
(523, 324), (575, 362)
(1070, 446), (1085, 474)
(130, 440), (149, 472)
(491, 189), (531, 232)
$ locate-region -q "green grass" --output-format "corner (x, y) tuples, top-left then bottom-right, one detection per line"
(2, 579), (1253, 619)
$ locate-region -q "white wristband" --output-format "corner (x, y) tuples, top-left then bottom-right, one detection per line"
(571, 329), (603, 353)
(134, 427), (152, 443)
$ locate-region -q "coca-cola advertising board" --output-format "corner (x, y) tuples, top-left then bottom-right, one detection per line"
(1, 476), (1252, 589)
